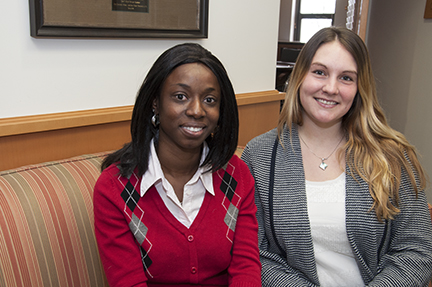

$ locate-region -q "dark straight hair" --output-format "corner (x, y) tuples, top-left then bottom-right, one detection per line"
(102, 43), (239, 177)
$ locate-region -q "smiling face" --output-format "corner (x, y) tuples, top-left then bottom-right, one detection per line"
(154, 62), (221, 154)
(299, 40), (358, 129)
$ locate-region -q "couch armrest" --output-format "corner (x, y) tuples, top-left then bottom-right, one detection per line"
(0, 152), (110, 287)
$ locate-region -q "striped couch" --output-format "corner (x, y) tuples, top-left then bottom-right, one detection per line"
(1, 148), (429, 286)
(0, 152), (110, 287)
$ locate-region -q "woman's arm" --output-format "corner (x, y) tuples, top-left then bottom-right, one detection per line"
(227, 157), (262, 287)
(366, 172), (432, 287)
(94, 167), (148, 287)
(255, 189), (318, 287)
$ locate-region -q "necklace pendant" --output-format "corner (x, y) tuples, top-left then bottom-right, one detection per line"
(319, 160), (328, 171)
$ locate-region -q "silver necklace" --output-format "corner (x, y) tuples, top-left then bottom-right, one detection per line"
(299, 134), (344, 171)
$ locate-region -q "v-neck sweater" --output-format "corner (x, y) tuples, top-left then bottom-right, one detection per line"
(94, 155), (261, 287)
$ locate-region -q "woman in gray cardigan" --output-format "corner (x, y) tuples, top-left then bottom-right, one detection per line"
(242, 27), (432, 286)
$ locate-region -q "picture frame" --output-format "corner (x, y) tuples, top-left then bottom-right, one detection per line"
(425, 0), (432, 19)
(29, 0), (209, 38)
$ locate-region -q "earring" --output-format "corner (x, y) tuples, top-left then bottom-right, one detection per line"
(151, 113), (160, 128)
(211, 125), (219, 138)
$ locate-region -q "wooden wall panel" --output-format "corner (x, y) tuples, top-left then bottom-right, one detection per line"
(0, 90), (284, 171)
(238, 101), (281, 147)
(0, 121), (131, 171)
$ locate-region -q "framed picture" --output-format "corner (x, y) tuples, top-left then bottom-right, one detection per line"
(29, 0), (209, 38)
(425, 0), (432, 19)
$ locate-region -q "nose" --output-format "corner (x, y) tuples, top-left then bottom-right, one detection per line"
(185, 98), (205, 118)
(322, 78), (339, 95)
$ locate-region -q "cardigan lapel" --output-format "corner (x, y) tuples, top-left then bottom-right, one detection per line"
(345, 160), (388, 284)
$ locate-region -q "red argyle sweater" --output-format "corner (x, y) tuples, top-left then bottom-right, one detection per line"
(94, 155), (261, 287)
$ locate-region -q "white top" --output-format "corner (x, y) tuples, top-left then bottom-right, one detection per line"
(140, 139), (214, 228)
(306, 173), (364, 287)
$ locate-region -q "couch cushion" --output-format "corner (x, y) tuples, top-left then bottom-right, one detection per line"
(0, 152), (110, 287)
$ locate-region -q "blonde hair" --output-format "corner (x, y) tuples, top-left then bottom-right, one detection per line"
(278, 27), (427, 221)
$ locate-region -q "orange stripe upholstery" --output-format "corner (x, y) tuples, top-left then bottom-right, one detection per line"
(235, 146), (245, 158)
(0, 153), (110, 287)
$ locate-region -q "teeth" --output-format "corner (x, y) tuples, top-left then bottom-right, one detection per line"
(317, 98), (337, 105)
(184, 126), (203, 132)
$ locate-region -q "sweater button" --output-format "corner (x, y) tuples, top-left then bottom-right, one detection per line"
(187, 235), (194, 242)
(191, 267), (197, 274)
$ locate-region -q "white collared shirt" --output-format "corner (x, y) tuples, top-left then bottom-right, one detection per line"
(140, 139), (214, 228)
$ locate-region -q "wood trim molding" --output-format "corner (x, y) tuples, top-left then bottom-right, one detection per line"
(0, 106), (133, 137)
(236, 90), (284, 106)
(0, 90), (283, 171)
(358, 0), (370, 41)
(0, 90), (284, 137)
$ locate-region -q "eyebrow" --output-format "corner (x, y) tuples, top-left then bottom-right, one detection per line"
(310, 62), (357, 75)
(175, 83), (218, 92)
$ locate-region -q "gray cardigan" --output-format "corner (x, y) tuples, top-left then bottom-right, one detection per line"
(242, 127), (432, 287)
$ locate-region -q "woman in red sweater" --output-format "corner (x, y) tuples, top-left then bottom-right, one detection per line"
(94, 43), (261, 287)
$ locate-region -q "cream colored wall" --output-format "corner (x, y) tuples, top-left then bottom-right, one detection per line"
(0, 1), (281, 118)
(367, 0), (432, 202)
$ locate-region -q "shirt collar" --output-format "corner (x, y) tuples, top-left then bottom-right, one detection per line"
(140, 139), (214, 197)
